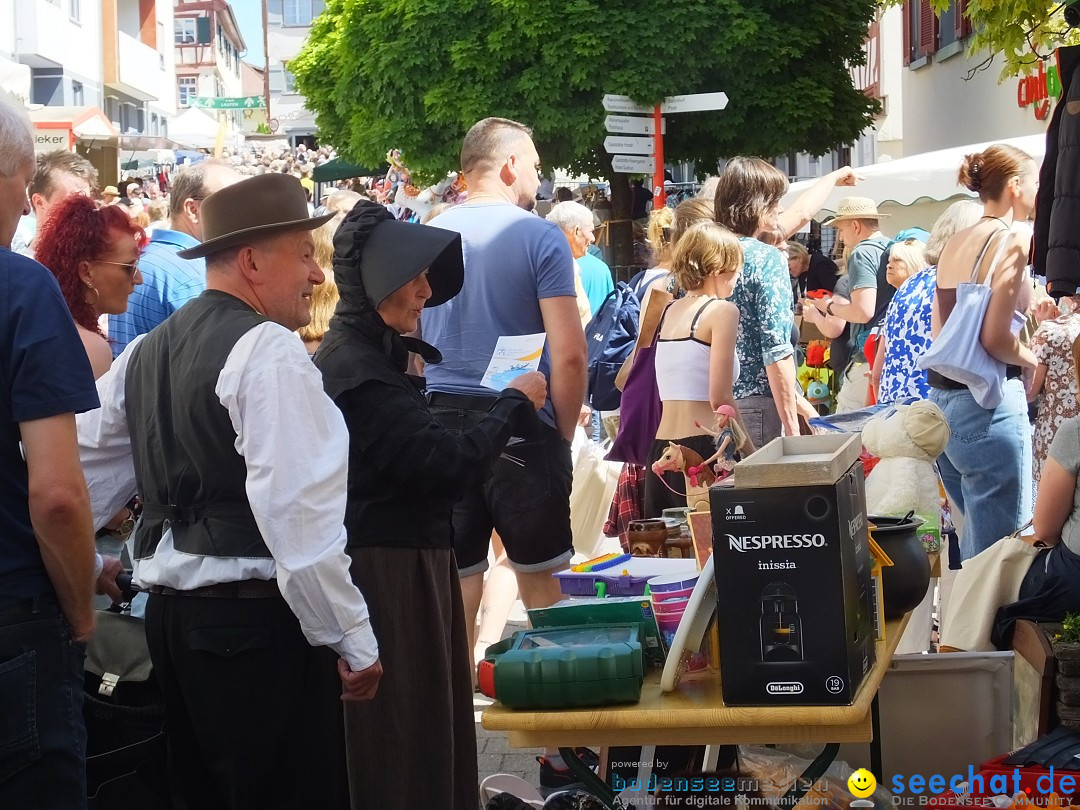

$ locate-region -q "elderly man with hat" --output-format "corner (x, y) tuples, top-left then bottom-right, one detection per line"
(77, 173), (381, 810)
(802, 196), (892, 412)
(101, 185), (120, 205)
(316, 200), (545, 809)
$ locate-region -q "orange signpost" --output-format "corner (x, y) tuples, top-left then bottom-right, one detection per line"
(653, 104), (666, 208)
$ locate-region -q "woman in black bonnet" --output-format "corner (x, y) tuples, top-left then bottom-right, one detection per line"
(315, 200), (546, 810)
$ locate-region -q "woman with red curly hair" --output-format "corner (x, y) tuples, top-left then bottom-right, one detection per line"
(36, 194), (146, 378)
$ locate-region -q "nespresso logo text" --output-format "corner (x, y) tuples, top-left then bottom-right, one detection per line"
(726, 534), (826, 552)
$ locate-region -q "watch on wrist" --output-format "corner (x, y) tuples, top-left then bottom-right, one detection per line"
(116, 509), (136, 539)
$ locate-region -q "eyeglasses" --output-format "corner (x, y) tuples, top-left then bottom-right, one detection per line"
(97, 259), (140, 278)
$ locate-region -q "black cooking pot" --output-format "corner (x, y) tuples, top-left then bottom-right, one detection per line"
(869, 514), (931, 619)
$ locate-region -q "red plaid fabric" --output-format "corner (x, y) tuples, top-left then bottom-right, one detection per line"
(604, 463), (646, 552)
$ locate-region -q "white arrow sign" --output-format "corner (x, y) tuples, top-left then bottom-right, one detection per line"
(605, 115), (665, 135)
(603, 91), (729, 115)
(604, 135), (655, 155)
(611, 155), (656, 174)
(661, 92), (729, 113)
(602, 94), (651, 114)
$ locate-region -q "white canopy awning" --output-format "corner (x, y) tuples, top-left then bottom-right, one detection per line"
(782, 134), (1047, 221)
(169, 107), (224, 150)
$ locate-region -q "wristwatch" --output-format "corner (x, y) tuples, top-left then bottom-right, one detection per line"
(116, 509), (136, 540)
(96, 508), (136, 540)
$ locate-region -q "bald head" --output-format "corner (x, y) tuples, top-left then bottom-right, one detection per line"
(169, 160), (244, 241)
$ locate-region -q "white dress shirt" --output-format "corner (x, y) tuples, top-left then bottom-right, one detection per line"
(77, 323), (379, 670)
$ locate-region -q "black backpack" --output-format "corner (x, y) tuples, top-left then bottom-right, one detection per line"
(585, 281), (640, 411)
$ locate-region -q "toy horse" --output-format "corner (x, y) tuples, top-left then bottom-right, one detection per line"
(651, 442), (715, 512)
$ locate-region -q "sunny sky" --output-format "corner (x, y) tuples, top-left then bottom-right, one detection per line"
(231, 0), (265, 67)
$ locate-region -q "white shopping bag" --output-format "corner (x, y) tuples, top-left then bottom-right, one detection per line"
(570, 430), (621, 559)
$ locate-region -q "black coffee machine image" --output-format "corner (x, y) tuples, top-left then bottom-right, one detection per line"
(759, 582), (803, 661)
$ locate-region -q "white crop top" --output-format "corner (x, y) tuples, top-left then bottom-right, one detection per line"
(654, 299), (740, 402)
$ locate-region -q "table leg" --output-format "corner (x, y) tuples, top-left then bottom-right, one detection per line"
(559, 746), (621, 809)
(778, 743), (840, 810)
(870, 694), (883, 781)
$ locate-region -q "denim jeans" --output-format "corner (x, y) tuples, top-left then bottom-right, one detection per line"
(0, 596), (87, 809)
(930, 378), (1032, 561)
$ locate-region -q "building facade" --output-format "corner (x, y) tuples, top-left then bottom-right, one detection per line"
(173, 0), (245, 116)
(6, 0), (105, 109)
(102, 0), (175, 138)
(265, 0), (321, 144)
(780, 0), (1047, 183)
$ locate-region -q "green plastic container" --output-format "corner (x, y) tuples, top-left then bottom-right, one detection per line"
(478, 624), (645, 710)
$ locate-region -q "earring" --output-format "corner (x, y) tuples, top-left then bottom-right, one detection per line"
(84, 282), (100, 307)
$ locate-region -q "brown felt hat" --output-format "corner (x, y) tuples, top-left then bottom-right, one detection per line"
(178, 173), (333, 259)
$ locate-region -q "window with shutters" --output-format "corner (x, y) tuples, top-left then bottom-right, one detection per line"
(174, 18), (196, 44)
(903, 0), (969, 65)
(903, 0), (937, 64)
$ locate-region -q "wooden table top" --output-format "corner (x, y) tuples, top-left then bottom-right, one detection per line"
(482, 614), (910, 748)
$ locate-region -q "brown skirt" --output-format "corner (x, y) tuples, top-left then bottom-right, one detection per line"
(344, 546), (478, 810)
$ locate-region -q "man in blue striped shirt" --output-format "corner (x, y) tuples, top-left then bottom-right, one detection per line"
(110, 160), (241, 356)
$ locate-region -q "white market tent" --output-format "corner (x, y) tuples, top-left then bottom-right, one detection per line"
(168, 107), (223, 150)
(781, 134), (1046, 233)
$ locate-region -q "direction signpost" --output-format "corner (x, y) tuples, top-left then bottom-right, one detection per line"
(604, 115), (665, 135)
(611, 155), (656, 174)
(193, 95), (266, 110)
(603, 135), (655, 155)
(603, 91), (729, 207)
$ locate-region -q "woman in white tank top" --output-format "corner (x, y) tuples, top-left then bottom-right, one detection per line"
(645, 222), (754, 518)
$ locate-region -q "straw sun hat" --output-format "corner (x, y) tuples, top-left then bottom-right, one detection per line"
(820, 196), (890, 226)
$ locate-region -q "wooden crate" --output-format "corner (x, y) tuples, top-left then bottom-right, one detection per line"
(734, 433), (862, 489)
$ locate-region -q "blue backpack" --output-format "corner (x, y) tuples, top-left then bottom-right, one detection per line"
(585, 281), (640, 411)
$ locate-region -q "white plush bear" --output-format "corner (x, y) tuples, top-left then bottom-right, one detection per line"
(862, 400), (951, 542)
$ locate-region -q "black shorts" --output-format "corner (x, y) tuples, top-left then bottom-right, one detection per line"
(430, 396), (574, 577)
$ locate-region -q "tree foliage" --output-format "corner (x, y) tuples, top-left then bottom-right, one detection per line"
(292, 0), (881, 183)
(890, 0), (1080, 80)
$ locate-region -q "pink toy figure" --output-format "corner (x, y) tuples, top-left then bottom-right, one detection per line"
(691, 404), (749, 482)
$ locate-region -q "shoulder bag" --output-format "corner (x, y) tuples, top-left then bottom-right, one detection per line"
(917, 227), (1012, 409)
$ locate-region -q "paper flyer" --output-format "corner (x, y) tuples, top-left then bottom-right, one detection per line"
(481, 333), (546, 389)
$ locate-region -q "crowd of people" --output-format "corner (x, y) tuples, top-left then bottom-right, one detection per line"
(0, 80), (1076, 810)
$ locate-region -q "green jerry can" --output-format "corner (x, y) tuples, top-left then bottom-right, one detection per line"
(477, 624), (645, 710)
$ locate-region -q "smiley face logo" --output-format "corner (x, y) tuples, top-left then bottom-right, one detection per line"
(848, 768), (876, 798)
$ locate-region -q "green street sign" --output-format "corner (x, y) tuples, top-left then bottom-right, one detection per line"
(192, 96), (266, 110)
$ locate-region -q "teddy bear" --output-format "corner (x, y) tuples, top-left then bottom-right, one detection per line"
(861, 400), (951, 552)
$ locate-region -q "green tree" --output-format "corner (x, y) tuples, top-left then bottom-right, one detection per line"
(293, 0), (880, 262)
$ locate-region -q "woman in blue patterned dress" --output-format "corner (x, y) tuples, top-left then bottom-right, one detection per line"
(872, 201), (982, 404)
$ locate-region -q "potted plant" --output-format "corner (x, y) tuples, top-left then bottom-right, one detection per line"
(1054, 613), (1080, 672)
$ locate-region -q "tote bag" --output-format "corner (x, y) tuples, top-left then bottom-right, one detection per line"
(607, 302), (673, 466)
(917, 227), (1012, 409)
(605, 339), (662, 466)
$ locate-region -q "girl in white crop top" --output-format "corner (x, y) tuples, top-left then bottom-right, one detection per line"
(646, 222), (755, 517)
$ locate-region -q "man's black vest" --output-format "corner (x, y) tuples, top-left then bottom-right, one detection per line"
(126, 290), (271, 562)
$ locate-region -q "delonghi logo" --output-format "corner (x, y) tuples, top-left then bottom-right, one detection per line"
(726, 533), (827, 552)
(767, 682), (804, 695)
